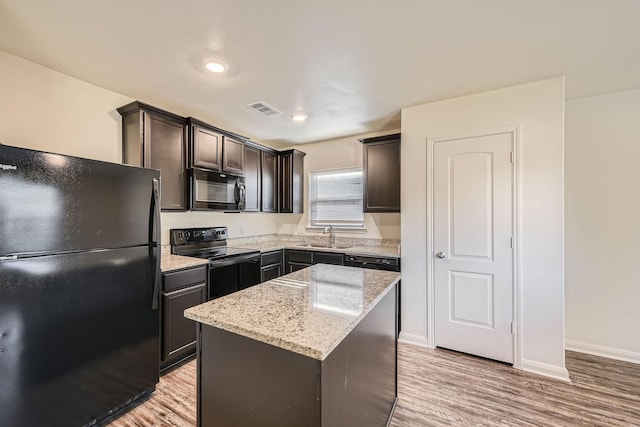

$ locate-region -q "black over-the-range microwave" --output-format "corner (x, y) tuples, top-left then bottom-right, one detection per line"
(189, 168), (246, 211)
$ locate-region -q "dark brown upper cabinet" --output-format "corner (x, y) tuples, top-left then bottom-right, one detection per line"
(188, 118), (245, 175)
(243, 144), (261, 212)
(361, 133), (401, 212)
(261, 150), (278, 213)
(118, 101), (187, 211)
(279, 149), (306, 213)
(222, 136), (245, 175)
(190, 120), (222, 171)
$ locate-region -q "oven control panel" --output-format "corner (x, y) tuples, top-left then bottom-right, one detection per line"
(169, 227), (227, 245)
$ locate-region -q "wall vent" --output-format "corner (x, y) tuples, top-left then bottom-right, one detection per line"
(245, 101), (281, 116)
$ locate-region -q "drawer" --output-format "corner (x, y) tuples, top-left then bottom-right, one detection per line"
(163, 266), (207, 292)
(286, 249), (313, 264)
(261, 250), (283, 267)
(261, 264), (282, 282)
(314, 252), (343, 266)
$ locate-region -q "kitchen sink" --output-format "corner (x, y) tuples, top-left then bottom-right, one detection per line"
(296, 244), (352, 250)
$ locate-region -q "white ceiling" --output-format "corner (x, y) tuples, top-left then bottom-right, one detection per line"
(1, 0), (639, 146)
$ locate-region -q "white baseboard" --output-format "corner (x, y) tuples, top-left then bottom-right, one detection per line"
(398, 332), (431, 348)
(521, 359), (571, 383)
(565, 340), (640, 365)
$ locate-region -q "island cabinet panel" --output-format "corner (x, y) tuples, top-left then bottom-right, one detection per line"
(198, 327), (321, 427)
(321, 286), (397, 427)
(195, 283), (398, 427)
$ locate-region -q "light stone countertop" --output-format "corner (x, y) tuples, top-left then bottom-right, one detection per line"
(184, 264), (401, 360)
(228, 240), (401, 258)
(161, 253), (209, 273)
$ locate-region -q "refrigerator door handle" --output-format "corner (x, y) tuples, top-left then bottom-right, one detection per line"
(150, 178), (161, 310)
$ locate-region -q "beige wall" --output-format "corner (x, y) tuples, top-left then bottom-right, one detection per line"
(565, 89), (640, 362)
(278, 131), (402, 240)
(0, 51), (395, 245)
(0, 50), (131, 162)
(0, 50), (282, 244)
(401, 77), (567, 380)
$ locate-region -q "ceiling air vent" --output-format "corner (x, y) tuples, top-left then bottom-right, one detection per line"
(245, 101), (281, 116)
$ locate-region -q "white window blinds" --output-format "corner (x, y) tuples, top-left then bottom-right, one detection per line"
(309, 168), (364, 229)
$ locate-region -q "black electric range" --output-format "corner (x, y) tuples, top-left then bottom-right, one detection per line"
(170, 227), (261, 299)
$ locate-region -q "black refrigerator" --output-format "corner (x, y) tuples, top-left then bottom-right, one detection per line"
(0, 144), (161, 426)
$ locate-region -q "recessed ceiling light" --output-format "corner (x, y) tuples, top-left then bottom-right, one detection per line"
(205, 62), (226, 73)
(291, 112), (308, 122)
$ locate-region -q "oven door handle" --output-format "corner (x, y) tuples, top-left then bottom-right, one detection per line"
(209, 253), (260, 268)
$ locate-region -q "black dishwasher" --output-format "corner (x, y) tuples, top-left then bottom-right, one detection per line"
(344, 254), (400, 272)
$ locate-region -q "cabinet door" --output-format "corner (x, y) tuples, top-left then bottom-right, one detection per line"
(223, 136), (245, 175)
(279, 150), (305, 213)
(291, 152), (304, 214)
(192, 124), (222, 171)
(161, 282), (206, 364)
(244, 145), (261, 212)
(261, 264), (282, 282)
(363, 136), (401, 212)
(279, 153), (293, 213)
(261, 151), (278, 212)
(288, 262), (312, 273)
(314, 252), (344, 266)
(145, 111), (187, 211)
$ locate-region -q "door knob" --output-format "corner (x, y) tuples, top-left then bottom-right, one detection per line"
(435, 252), (446, 259)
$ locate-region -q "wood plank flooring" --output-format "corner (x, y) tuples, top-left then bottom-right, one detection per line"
(108, 343), (640, 426)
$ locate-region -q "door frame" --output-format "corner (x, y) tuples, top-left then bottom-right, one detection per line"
(426, 125), (522, 369)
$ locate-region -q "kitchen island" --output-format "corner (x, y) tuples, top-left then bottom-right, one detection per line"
(185, 264), (401, 427)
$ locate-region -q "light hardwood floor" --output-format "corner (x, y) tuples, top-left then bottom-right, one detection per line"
(109, 343), (640, 426)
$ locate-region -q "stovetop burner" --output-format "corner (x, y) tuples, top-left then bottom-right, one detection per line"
(169, 227), (259, 261)
(180, 246), (259, 261)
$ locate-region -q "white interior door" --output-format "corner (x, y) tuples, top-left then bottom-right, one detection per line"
(433, 132), (514, 363)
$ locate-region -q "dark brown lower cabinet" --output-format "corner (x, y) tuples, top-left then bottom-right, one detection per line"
(260, 250), (284, 282)
(261, 264), (282, 281)
(161, 266), (207, 371)
(285, 249), (343, 273)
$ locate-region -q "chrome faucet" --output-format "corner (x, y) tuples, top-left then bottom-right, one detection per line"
(323, 225), (336, 248)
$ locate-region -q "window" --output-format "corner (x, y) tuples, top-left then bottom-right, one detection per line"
(309, 168), (364, 229)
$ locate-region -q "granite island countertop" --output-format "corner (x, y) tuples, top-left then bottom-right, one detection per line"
(184, 264), (401, 360)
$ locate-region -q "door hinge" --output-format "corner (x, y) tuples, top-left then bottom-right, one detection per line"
(510, 237), (513, 248)
(510, 322), (515, 334)
(510, 152), (514, 163)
